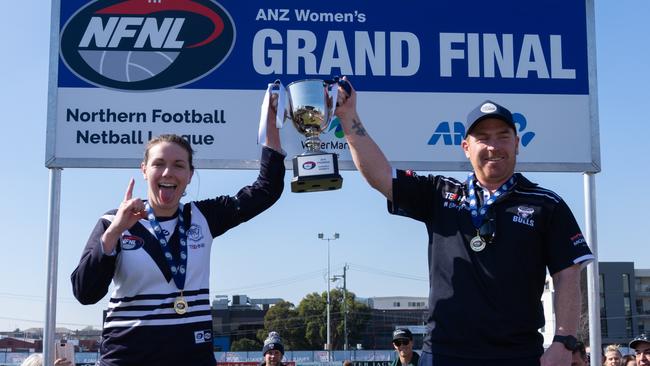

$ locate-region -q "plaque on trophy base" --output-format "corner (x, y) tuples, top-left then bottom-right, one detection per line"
(291, 151), (342, 193)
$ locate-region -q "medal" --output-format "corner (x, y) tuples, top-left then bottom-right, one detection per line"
(470, 235), (486, 252)
(174, 296), (188, 315)
(466, 173), (516, 252)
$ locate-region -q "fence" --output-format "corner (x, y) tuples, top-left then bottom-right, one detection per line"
(0, 350), (398, 366)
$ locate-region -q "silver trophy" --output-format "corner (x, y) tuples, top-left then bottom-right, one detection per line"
(282, 78), (349, 193)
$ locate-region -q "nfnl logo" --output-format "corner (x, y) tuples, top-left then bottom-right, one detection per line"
(60, 0), (236, 91)
(120, 235), (144, 250)
(427, 113), (536, 147)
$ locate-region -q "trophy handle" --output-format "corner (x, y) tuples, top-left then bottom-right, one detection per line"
(333, 76), (352, 96)
(326, 76), (352, 109)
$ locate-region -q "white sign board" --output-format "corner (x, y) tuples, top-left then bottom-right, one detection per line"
(47, 0), (599, 172)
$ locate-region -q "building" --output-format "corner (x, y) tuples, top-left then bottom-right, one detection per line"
(209, 294), (429, 351)
(636, 269), (650, 335)
(360, 296), (428, 350)
(541, 262), (649, 346)
(211, 294), (284, 351)
(0, 337), (37, 352)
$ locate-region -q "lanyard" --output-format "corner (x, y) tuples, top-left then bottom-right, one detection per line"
(466, 173), (516, 228)
(145, 202), (187, 291)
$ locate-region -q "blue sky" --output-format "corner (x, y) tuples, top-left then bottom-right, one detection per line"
(1, 1), (649, 331)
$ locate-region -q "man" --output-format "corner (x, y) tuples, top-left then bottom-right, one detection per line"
(630, 334), (650, 366)
(571, 341), (588, 366)
(390, 328), (420, 366)
(260, 332), (285, 366)
(334, 80), (594, 366)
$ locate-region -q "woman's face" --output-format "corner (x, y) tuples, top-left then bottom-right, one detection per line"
(141, 141), (193, 216)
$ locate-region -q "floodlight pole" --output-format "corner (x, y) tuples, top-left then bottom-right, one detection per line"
(318, 232), (339, 362)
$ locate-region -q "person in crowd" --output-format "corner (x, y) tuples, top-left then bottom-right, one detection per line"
(571, 341), (588, 366)
(334, 78), (593, 366)
(261, 331), (286, 366)
(622, 354), (638, 366)
(630, 334), (650, 366)
(604, 344), (623, 366)
(390, 328), (420, 366)
(71, 100), (285, 365)
(20, 354), (72, 366)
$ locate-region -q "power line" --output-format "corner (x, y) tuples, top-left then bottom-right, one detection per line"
(347, 263), (427, 281)
(213, 269), (325, 293)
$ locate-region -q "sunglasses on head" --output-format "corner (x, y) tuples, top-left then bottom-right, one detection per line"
(393, 339), (410, 346)
(478, 211), (496, 243)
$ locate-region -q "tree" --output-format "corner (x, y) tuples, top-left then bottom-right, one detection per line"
(256, 290), (372, 351)
(231, 338), (262, 351)
(296, 289), (371, 350)
(258, 300), (308, 350)
(297, 292), (327, 349)
(329, 288), (371, 349)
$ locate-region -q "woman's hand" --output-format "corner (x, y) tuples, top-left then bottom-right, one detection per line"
(101, 178), (147, 253)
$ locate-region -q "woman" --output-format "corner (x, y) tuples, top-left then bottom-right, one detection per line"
(622, 354), (637, 366)
(71, 106), (284, 365)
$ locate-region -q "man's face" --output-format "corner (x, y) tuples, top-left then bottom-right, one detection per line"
(462, 118), (519, 189)
(636, 342), (650, 366)
(571, 351), (587, 366)
(392, 338), (413, 359)
(265, 349), (282, 366)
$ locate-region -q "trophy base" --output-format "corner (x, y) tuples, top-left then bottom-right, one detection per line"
(291, 152), (343, 193)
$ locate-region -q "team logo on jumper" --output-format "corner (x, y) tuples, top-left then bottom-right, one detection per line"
(60, 0), (236, 91)
(194, 330), (212, 344)
(187, 223), (203, 241)
(120, 235), (144, 250)
(512, 206), (535, 227)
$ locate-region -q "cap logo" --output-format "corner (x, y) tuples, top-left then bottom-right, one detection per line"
(480, 103), (497, 113)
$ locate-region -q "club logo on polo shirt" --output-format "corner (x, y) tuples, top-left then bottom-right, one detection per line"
(187, 223), (204, 242)
(512, 206), (535, 227)
(120, 235), (144, 250)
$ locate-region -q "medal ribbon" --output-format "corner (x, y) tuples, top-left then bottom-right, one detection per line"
(145, 202), (188, 291)
(466, 173), (516, 229)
